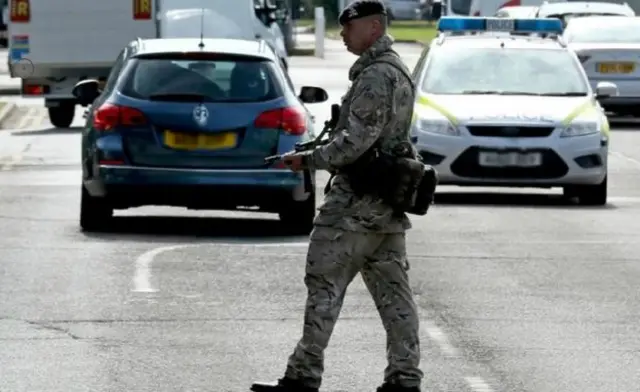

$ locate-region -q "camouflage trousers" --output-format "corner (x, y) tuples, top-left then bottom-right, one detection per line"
(284, 226), (423, 389)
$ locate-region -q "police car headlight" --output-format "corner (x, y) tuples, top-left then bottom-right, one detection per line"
(416, 119), (460, 136)
(560, 122), (599, 138)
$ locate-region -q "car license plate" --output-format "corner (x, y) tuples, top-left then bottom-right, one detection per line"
(478, 151), (542, 167)
(164, 130), (237, 150)
(596, 62), (636, 74)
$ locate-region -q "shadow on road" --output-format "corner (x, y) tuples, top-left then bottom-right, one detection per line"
(80, 215), (310, 242)
(0, 87), (20, 95)
(434, 191), (617, 210)
(12, 126), (83, 136)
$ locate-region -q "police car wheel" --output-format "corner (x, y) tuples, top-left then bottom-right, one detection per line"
(278, 192), (315, 234)
(80, 185), (113, 232)
(573, 176), (608, 206)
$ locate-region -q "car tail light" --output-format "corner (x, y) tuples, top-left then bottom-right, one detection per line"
(93, 103), (147, 131)
(254, 107), (306, 136)
(22, 84), (47, 95)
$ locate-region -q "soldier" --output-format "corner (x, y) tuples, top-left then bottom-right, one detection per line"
(251, 1), (423, 391)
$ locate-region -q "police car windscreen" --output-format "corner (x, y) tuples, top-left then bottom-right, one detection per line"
(564, 18), (640, 43)
(119, 55), (283, 103)
(421, 48), (589, 96)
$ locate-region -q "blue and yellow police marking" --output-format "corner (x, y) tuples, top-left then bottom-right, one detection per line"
(415, 95), (609, 137)
(415, 95), (459, 125)
(561, 98), (609, 137)
(10, 34), (30, 62)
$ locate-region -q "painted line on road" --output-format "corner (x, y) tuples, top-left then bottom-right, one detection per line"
(133, 245), (190, 292)
(611, 151), (640, 169)
(1, 139), (31, 171)
(132, 242), (308, 292)
(0, 107), (39, 171)
(423, 319), (459, 357)
(464, 377), (494, 392)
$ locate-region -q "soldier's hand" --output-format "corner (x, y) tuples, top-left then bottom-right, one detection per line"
(282, 153), (304, 172)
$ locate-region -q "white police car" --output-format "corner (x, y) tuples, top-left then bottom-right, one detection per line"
(411, 16), (617, 205)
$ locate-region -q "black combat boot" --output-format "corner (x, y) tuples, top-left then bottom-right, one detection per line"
(376, 382), (420, 392)
(251, 377), (319, 392)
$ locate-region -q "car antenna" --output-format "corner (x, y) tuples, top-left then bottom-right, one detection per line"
(198, 7), (205, 49)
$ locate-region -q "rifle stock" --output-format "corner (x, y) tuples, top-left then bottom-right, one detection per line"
(263, 103), (341, 193)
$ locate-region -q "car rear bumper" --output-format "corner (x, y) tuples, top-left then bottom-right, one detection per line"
(85, 165), (312, 211)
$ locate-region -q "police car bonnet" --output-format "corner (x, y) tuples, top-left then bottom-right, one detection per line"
(339, 0), (387, 26)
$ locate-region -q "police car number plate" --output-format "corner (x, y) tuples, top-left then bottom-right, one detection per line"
(478, 151), (542, 167)
(485, 19), (515, 31)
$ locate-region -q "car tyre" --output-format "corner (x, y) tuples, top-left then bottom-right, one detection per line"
(574, 176), (608, 206)
(48, 104), (75, 128)
(279, 191), (316, 235)
(80, 185), (113, 232)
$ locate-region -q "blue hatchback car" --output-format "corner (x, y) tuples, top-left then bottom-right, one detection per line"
(72, 38), (329, 233)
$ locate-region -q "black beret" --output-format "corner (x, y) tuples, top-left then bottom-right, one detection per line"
(338, 0), (387, 26)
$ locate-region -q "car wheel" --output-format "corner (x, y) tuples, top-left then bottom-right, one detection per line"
(575, 176), (608, 206)
(278, 191), (316, 235)
(48, 103), (75, 128)
(80, 185), (113, 231)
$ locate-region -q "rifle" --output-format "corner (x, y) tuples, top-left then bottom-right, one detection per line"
(265, 103), (341, 193)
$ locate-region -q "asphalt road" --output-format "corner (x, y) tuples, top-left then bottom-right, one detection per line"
(1, 39), (640, 392)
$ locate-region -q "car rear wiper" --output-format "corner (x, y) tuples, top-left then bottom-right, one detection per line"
(538, 92), (588, 96)
(147, 93), (214, 102)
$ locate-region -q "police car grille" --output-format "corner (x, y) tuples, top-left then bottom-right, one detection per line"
(451, 147), (569, 179)
(467, 126), (554, 137)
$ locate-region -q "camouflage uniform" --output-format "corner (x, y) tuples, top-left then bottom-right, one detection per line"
(284, 34), (423, 389)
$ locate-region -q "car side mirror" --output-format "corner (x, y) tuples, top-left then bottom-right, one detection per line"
(595, 81), (618, 100)
(72, 79), (101, 106)
(299, 86), (328, 104)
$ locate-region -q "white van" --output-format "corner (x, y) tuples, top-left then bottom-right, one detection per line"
(159, 0), (288, 68)
(444, 0), (547, 16)
(7, 0), (289, 128)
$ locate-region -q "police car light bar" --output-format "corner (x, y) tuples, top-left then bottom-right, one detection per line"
(437, 17), (564, 34)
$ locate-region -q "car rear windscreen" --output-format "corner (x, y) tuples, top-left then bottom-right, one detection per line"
(119, 54), (283, 103)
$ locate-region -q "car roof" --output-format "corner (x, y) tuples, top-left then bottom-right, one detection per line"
(564, 14), (640, 26)
(436, 35), (566, 50)
(538, 1), (634, 16)
(132, 38), (278, 60)
(498, 5), (538, 13)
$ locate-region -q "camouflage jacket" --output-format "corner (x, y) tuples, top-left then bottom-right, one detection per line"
(301, 34), (416, 233)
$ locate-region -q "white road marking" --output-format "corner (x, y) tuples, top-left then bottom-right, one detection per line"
(465, 377), (494, 392)
(13, 106), (38, 130)
(611, 151), (640, 169)
(423, 319), (459, 357)
(1, 140), (32, 171)
(132, 245), (190, 292)
(132, 242), (308, 292)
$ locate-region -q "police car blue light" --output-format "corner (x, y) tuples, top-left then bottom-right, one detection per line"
(437, 17), (563, 34)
